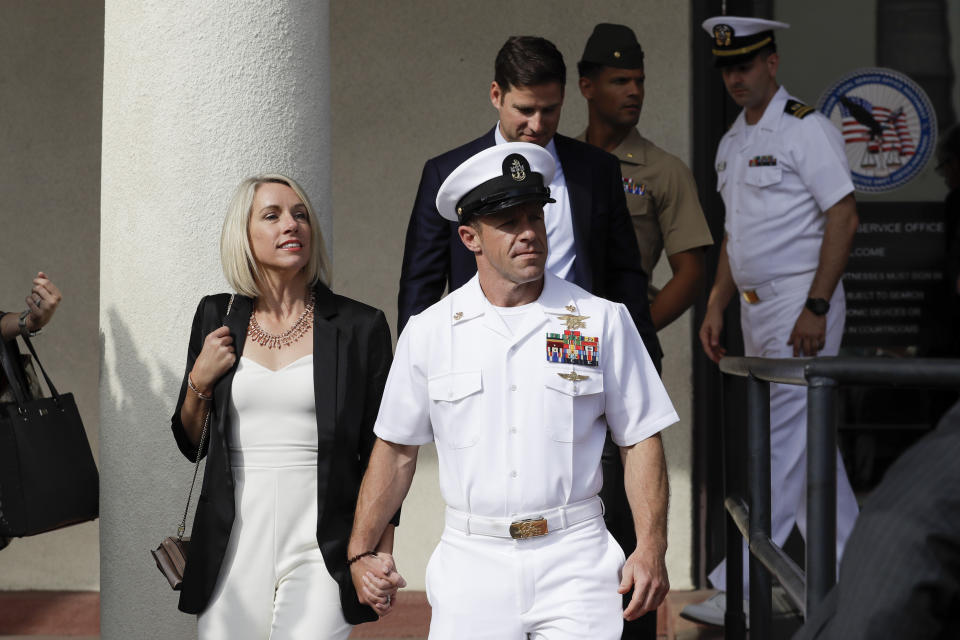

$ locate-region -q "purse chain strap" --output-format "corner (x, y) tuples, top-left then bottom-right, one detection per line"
(177, 294), (234, 540)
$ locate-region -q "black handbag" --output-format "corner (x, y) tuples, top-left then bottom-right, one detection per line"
(0, 332), (99, 538)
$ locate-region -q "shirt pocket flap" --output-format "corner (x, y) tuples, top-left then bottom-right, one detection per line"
(428, 370), (483, 402)
(628, 193), (654, 216)
(743, 166), (782, 187)
(543, 370), (604, 397)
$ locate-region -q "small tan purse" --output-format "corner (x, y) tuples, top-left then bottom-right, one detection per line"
(151, 408), (210, 590)
(152, 294), (232, 591)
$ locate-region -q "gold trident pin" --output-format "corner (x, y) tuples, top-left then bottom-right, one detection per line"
(553, 313), (589, 331)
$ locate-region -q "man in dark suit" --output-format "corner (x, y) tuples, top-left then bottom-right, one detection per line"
(397, 35), (662, 640)
(792, 400), (960, 640)
(397, 35), (660, 365)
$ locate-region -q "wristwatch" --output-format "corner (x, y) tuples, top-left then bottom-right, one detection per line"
(805, 297), (830, 316)
(18, 310), (42, 338)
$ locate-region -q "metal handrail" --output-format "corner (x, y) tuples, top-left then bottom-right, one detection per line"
(716, 355), (960, 639)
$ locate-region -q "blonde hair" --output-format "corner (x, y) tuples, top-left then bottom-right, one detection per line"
(220, 174), (331, 298)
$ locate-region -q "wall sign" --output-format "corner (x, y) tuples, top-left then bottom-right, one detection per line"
(818, 68), (937, 193)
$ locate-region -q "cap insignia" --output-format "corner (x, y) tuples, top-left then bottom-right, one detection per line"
(502, 154), (528, 182)
(613, 51), (621, 58)
(713, 24), (733, 47)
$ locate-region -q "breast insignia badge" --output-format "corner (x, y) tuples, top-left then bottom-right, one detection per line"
(565, 304), (577, 312)
(558, 370), (590, 382)
(453, 311), (463, 321)
(552, 313), (589, 331)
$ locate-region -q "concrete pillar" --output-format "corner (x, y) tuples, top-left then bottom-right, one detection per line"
(100, 1), (330, 636)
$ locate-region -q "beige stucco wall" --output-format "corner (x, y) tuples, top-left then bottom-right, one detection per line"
(331, 1), (697, 590)
(0, 0), (102, 591)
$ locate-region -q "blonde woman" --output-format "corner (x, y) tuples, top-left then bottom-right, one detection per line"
(171, 175), (402, 638)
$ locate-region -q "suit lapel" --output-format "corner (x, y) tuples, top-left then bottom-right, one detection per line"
(312, 284), (339, 444)
(554, 134), (593, 290)
(214, 294), (252, 446)
(312, 283), (339, 524)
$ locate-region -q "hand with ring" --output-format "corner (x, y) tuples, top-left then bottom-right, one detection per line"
(352, 552), (406, 617)
(23, 271), (63, 333)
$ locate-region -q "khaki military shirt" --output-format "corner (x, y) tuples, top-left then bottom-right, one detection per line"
(577, 128), (713, 295)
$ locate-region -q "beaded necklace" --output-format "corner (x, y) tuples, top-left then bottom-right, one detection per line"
(247, 290), (315, 349)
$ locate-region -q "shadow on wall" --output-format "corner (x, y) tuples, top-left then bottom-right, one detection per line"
(100, 307), (202, 639)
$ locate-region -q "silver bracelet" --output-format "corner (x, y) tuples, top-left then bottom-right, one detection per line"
(187, 374), (212, 401)
(18, 310), (41, 338)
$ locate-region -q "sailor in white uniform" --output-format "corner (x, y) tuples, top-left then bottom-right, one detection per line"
(686, 16), (861, 628)
(347, 142), (678, 639)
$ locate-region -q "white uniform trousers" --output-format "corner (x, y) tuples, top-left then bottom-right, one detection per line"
(198, 451), (352, 640)
(710, 278), (860, 590)
(426, 515), (624, 639)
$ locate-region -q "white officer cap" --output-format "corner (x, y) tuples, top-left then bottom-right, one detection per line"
(435, 142), (556, 223)
(701, 16), (789, 67)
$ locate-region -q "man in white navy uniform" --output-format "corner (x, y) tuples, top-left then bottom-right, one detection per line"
(683, 17), (861, 627)
(348, 142), (678, 639)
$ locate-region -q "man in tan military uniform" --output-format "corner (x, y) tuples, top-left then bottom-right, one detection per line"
(577, 23), (714, 331)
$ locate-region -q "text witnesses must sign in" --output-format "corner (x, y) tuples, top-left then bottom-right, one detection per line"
(843, 202), (946, 348)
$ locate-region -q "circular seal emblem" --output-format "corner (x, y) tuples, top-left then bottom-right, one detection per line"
(817, 67), (937, 193)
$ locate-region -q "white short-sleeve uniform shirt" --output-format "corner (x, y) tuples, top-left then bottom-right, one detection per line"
(374, 272), (678, 518)
(716, 86), (855, 288)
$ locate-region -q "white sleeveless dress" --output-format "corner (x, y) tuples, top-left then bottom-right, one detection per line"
(198, 354), (352, 640)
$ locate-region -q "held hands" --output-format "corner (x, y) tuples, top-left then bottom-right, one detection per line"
(619, 544), (669, 621)
(24, 272), (62, 332)
(698, 305), (727, 364)
(787, 308), (827, 357)
(351, 552), (407, 617)
(189, 326), (236, 394)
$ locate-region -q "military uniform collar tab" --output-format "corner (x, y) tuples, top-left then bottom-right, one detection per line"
(575, 127), (646, 165)
(612, 128), (648, 165)
(537, 272), (582, 316)
(756, 86), (790, 131)
(727, 111), (746, 136)
(449, 276), (486, 324)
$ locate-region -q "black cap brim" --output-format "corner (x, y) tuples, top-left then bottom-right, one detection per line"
(460, 191), (556, 223)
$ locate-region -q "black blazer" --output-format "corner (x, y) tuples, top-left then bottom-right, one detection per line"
(397, 128), (662, 365)
(170, 282), (393, 624)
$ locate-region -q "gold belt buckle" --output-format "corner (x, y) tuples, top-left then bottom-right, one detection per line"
(741, 289), (760, 304)
(509, 517), (548, 539)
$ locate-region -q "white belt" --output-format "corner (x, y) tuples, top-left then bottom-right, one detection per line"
(444, 496), (604, 539)
(739, 271), (814, 305)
